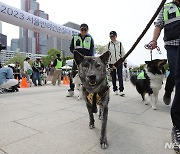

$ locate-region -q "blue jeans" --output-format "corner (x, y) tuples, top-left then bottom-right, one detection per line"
(110, 64), (124, 92)
(33, 71), (41, 85)
(171, 41), (180, 128)
(165, 45), (178, 93)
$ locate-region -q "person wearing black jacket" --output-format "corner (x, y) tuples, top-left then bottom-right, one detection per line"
(32, 58), (43, 86)
(67, 23), (94, 97)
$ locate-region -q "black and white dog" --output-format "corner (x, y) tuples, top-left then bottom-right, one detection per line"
(130, 59), (167, 110)
(74, 50), (110, 149)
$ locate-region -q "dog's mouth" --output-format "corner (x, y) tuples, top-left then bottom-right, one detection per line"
(89, 81), (97, 86)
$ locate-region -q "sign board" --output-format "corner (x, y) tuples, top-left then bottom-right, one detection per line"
(0, 2), (79, 39)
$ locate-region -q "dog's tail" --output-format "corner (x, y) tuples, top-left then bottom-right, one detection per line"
(130, 75), (137, 86)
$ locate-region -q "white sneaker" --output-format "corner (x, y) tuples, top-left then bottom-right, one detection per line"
(114, 90), (118, 95)
(66, 90), (74, 97)
(119, 92), (125, 97)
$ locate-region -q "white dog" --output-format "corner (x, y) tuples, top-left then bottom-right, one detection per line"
(73, 73), (83, 100)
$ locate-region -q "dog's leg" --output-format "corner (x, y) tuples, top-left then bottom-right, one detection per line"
(150, 93), (157, 110)
(77, 85), (83, 100)
(99, 105), (102, 120)
(141, 92), (148, 105)
(86, 103), (95, 129)
(100, 103), (108, 149)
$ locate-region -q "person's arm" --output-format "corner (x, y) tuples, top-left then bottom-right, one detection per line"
(149, 8), (164, 49)
(150, 26), (163, 49)
(70, 37), (75, 53)
(53, 59), (57, 67)
(6, 68), (14, 79)
(89, 37), (94, 56)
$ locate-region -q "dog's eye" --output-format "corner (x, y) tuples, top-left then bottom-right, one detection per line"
(83, 62), (89, 67)
(96, 63), (101, 68)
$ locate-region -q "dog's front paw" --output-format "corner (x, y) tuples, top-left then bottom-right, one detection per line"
(152, 106), (157, 110)
(143, 100), (149, 105)
(77, 96), (82, 101)
(89, 123), (95, 129)
(100, 137), (108, 149)
(89, 120), (95, 129)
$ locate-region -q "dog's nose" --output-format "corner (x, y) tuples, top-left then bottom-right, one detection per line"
(89, 75), (96, 81)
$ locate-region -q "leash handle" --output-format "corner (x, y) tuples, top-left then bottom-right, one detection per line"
(144, 41), (162, 61)
(114, 0), (166, 67)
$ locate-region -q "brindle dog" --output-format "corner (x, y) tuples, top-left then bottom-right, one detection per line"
(74, 50), (111, 149)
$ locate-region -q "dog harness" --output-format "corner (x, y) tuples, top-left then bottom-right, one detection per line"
(137, 71), (146, 79)
(85, 86), (109, 106)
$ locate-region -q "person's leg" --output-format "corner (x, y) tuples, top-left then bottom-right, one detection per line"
(110, 68), (118, 92)
(171, 43), (180, 153)
(117, 64), (124, 94)
(32, 72), (37, 86)
(0, 79), (18, 89)
(37, 72), (41, 85)
(164, 45), (178, 105)
(57, 70), (62, 85)
(67, 62), (77, 97)
(52, 70), (58, 85)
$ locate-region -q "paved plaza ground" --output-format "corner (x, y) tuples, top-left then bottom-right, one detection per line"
(0, 81), (176, 154)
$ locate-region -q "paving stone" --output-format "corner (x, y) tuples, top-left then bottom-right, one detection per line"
(0, 110), (39, 126)
(91, 123), (174, 154)
(110, 99), (151, 115)
(16, 110), (86, 132)
(0, 122), (39, 147)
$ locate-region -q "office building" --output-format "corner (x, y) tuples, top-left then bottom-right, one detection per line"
(19, 0), (49, 54)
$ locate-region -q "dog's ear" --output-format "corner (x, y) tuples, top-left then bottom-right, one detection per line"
(74, 50), (84, 65)
(100, 51), (111, 65)
(145, 61), (151, 65)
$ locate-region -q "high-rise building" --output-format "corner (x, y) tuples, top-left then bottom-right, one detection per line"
(19, 0), (49, 54)
(0, 33), (7, 48)
(46, 22), (80, 57)
(11, 39), (20, 51)
(0, 21), (2, 34)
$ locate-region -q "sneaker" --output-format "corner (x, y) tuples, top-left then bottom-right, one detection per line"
(114, 90), (118, 95)
(0, 88), (3, 94)
(172, 126), (180, 153)
(119, 92), (125, 97)
(66, 90), (74, 97)
(163, 91), (171, 105)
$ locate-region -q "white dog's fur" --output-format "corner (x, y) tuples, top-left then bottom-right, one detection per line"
(73, 73), (83, 100)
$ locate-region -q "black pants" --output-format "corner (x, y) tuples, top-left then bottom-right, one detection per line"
(110, 64), (124, 92)
(68, 61), (78, 91)
(165, 45), (178, 93)
(171, 38), (180, 128)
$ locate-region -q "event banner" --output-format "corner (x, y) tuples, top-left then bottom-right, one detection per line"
(0, 2), (79, 39)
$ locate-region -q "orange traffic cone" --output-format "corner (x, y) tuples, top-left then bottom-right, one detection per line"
(63, 75), (69, 85)
(65, 75), (70, 84)
(21, 77), (28, 88)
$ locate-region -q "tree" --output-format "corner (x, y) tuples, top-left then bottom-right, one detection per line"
(41, 48), (61, 66)
(95, 44), (106, 55)
(5, 53), (25, 67)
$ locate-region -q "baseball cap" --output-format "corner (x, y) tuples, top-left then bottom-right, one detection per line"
(80, 23), (88, 30)
(109, 31), (117, 37)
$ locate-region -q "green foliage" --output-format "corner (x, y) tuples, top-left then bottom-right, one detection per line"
(41, 48), (61, 66)
(5, 53), (25, 67)
(139, 64), (146, 70)
(95, 44), (106, 54)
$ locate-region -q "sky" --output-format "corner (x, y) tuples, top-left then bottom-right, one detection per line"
(1, 0), (171, 66)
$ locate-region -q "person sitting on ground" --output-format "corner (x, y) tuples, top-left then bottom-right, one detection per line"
(0, 66), (19, 93)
